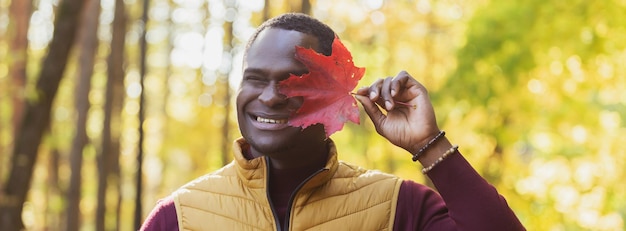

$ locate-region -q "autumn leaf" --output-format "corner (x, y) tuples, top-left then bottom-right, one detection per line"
(278, 37), (365, 138)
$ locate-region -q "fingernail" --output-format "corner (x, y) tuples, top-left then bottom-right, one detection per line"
(385, 101), (392, 110)
(369, 91), (377, 100)
(391, 89), (397, 96)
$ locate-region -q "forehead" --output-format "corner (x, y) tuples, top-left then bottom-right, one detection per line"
(245, 28), (319, 68)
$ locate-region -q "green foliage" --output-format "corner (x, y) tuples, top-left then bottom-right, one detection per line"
(440, 0), (626, 229)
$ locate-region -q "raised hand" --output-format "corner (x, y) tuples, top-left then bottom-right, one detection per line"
(354, 71), (441, 155)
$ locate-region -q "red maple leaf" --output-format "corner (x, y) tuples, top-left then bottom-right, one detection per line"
(278, 37), (365, 138)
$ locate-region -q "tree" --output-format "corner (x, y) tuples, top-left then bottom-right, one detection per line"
(2, 0), (32, 195)
(135, 0), (150, 228)
(66, 0), (101, 230)
(7, 0), (31, 148)
(0, 0), (87, 229)
(263, 0), (271, 21)
(219, 0), (237, 166)
(97, 0), (127, 228)
(301, 0), (311, 15)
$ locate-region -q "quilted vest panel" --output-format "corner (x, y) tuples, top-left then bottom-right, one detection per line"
(174, 161), (401, 231)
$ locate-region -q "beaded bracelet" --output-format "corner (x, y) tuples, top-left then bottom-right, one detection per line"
(421, 145), (459, 174)
(411, 130), (446, 162)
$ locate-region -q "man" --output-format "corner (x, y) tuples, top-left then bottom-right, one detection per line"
(141, 13), (525, 230)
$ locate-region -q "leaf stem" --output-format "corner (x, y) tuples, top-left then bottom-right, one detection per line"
(394, 101), (417, 109)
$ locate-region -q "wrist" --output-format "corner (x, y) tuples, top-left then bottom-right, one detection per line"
(415, 137), (454, 168)
(410, 130), (445, 161)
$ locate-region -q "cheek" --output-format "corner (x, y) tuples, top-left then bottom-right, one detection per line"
(235, 92), (245, 108)
(236, 86), (257, 107)
(289, 96), (304, 109)
(235, 97), (244, 114)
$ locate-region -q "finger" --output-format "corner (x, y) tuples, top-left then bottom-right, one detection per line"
(356, 86), (370, 96)
(369, 78), (383, 101)
(355, 94), (385, 133)
(391, 71), (410, 100)
(381, 77), (394, 110)
(390, 75), (404, 97)
(393, 71), (424, 100)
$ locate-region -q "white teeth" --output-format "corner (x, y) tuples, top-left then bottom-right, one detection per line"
(256, 117), (287, 124)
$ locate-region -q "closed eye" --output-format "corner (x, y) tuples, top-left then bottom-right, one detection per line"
(243, 75), (269, 87)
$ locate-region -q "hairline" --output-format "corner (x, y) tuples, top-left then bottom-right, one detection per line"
(244, 13), (336, 57)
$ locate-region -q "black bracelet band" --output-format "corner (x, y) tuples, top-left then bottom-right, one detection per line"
(412, 130), (445, 162)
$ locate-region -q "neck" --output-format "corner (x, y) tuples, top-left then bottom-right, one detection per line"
(248, 139), (329, 171)
(271, 140), (329, 170)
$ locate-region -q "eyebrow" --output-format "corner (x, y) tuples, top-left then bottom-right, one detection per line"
(243, 68), (267, 75)
(243, 67), (309, 77)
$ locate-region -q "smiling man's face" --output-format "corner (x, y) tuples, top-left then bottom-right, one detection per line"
(237, 28), (326, 158)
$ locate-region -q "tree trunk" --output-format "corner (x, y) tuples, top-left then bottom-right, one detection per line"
(8, 0), (31, 140)
(2, 0), (32, 194)
(134, 0), (150, 228)
(263, 0), (270, 21)
(97, 0), (127, 229)
(47, 148), (63, 229)
(0, 0), (86, 229)
(219, 0), (237, 166)
(301, 0), (311, 15)
(66, 0), (100, 230)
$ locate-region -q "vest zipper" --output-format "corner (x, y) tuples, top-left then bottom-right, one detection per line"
(264, 156), (327, 231)
(282, 168), (326, 231)
(264, 157), (283, 231)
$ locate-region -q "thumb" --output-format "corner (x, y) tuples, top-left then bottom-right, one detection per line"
(355, 94), (386, 130)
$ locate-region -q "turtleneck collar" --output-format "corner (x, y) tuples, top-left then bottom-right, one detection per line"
(231, 137), (339, 190)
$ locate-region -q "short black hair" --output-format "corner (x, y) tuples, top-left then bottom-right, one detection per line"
(246, 13), (336, 56)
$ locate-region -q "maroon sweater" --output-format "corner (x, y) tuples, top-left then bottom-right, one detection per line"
(140, 152), (525, 230)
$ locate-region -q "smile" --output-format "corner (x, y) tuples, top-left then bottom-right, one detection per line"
(256, 116), (287, 124)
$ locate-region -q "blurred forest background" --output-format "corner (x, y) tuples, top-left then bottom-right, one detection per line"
(0, 0), (625, 230)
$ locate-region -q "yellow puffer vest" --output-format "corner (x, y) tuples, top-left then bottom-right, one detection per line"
(173, 138), (402, 231)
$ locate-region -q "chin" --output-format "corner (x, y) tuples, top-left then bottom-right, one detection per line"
(247, 137), (294, 156)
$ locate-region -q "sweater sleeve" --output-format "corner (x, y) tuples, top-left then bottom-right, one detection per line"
(393, 151), (525, 231)
(140, 196), (179, 231)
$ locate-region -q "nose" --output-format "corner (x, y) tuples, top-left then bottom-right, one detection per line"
(258, 83), (287, 107)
